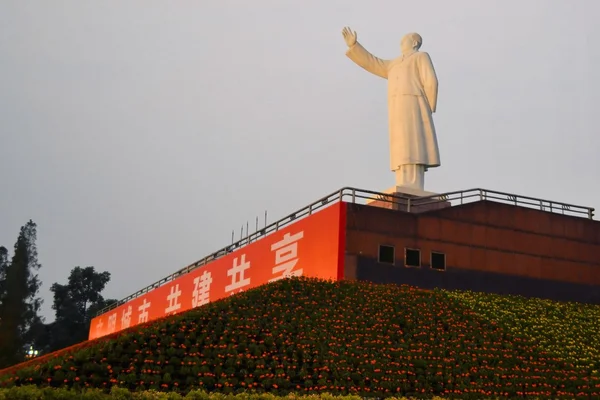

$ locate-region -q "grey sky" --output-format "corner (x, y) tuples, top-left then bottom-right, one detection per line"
(1, 0), (598, 322)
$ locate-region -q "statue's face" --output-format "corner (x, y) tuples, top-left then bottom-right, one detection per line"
(400, 35), (416, 55)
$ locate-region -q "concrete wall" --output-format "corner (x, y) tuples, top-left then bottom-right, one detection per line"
(343, 201), (600, 304)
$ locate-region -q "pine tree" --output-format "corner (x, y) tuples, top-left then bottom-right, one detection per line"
(0, 220), (44, 368)
(0, 246), (9, 350)
(0, 246), (8, 301)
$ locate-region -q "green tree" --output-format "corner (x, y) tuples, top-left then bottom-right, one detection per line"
(0, 246), (9, 351)
(0, 246), (8, 301)
(48, 266), (115, 351)
(0, 220), (44, 368)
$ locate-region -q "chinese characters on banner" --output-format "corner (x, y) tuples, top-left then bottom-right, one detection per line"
(89, 202), (346, 340)
(192, 271), (212, 308)
(225, 254), (251, 295)
(269, 231), (304, 282)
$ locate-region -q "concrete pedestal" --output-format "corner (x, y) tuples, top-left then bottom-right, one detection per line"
(365, 186), (452, 213)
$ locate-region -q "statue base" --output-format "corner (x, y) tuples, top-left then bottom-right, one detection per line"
(365, 186), (452, 213)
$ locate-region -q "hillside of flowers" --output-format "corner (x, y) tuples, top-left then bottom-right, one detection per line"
(0, 386), (473, 400)
(1, 277), (600, 399)
(446, 289), (600, 369)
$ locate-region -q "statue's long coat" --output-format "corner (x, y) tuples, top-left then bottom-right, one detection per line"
(346, 42), (440, 170)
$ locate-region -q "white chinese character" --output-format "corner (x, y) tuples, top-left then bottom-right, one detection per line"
(96, 319), (104, 335)
(192, 270), (213, 308)
(138, 299), (151, 323)
(121, 305), (132, 329)
(165, 284), (182, 314)
(107, 313), (117, 333)
(269, 231), (304, 282)
(225, 254), (251, 294)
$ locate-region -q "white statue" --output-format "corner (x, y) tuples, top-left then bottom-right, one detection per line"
(342, 26), (440, 192)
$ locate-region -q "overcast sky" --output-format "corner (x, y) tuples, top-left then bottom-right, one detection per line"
(1, 0), (598, 322)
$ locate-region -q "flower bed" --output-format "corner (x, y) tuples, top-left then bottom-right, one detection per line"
(0, 277), (599, 399)
(0, 385), (459, 400)
(447, 289), (600, 368)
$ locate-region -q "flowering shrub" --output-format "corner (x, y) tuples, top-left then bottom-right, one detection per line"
(0, 277), (599, 399)
(446, 289), (600, 369)
(0, 385), (454, 400)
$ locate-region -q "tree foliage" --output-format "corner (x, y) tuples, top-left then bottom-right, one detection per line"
(0, 222), (116, 365)
(0, 220), (44, 368)
(0, 246), (9, 357)
(46, 266), (115, 352)
(0, 246), (8, 301)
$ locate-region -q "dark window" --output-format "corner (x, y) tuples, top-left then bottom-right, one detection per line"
(378, 245), (395, 264)
(431, 251), (446, 271)
(405, 248), (421, 267)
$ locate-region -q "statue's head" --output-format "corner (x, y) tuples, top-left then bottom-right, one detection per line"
(400, 32), (422, 55)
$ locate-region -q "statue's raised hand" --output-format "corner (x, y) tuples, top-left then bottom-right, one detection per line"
(342, 26), (357, 47)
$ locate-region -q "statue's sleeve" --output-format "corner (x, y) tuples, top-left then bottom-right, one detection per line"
(345, 42), (389, 79)
(418, 52), (438, 113)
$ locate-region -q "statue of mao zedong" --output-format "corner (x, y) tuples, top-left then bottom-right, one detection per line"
(342, 26), (440, 191)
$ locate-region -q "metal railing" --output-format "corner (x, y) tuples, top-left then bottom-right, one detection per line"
(348, 187), (595, 219)
(96, 186), (595, 316)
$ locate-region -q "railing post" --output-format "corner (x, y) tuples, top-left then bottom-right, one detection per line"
(479, 190), (483, 201)
(351, 189), (356, 203)
(407, 198), (411, 213)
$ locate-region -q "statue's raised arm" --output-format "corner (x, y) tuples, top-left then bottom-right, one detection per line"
(342, 26), (389, 79)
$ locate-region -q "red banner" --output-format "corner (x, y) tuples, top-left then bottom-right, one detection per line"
(88, 202), (346, 340)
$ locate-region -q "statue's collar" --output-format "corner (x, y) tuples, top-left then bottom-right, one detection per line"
(391, 50), (417, 67)
(401, 50), (417, 60)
